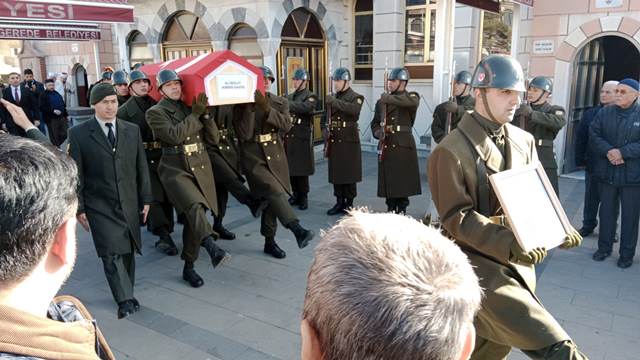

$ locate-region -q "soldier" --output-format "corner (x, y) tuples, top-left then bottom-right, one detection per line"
(427, 55), (586, 359)
(370, 67), (421, 214)
(431, 70), (476, 143)
(513, 76), (566, 194)
(117, 70), (178, 256)
(146, 69), (230, 288)
(285, 68), (317, 210)
(204, 104), (268, 240)
(324, 67), (364, 215)
(233, 66), (314, 259)
(87, 71), (113, 104)
(113, 70), (131, 107)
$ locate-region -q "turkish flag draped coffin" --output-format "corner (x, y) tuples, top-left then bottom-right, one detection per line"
(140, 50), (265, 106)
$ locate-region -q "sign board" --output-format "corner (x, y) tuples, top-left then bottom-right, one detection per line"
(533, 39), (554, 55)
(0, 22), (100, 40)
(595, 0), (623, 8)
(0, 0), (134, 23)
(204, 60), (258, 105)
(457, 0), (500, 13)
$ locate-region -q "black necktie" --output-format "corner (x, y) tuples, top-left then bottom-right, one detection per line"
(106, 123), (116, 149)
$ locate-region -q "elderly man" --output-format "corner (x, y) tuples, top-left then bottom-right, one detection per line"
(39, 78), (69, 146)
(590, 78), (640, 268)
(302, 210), (482, 360)
(575, 81), (618, 237)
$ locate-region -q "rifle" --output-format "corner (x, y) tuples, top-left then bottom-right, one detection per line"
(323, 62), (333, 158)
(377, 58), (389, 162)
(445, 60), (457, 136)
(519, 61), (530, 130)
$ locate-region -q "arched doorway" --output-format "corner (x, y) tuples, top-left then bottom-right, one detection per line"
(128, 31), (154, 68)
(73, 64), (88, 107)
(563, 36), (640, 172)
(162, 11), (212, 60)
(277, 7), (327, 142)
(228, 23), (263, 66)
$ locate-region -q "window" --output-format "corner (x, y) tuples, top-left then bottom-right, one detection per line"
(404, 0), (437, 65)
(162, 11), (212, 60)
(228, 24), (263, 66)
(480, 3), (513, 58)
(354, 0), (373, 81)
(128, 31), (154, 67)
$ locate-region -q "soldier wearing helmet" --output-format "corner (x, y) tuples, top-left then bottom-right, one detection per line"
(113, 70), (131, 106)
(512, 75), (566, 194)
(232, 65), (315, 259)
(284, 68), (318, 210)
(324, 67), (365, 215)
(117, 70), (179, 257)
(431, 70), (476, 143)
(146, 69), (230, 288)
(427, 55), (586, 360)
(370, 67), (421, 214)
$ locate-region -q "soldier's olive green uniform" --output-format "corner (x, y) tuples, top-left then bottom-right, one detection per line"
(285, 88), (317, 201)
(117, 94), (131, 107)
(370, 90), (422, 212)
(512, 101), (566, 194)
(431, 94), (475, 143)
(233, 93), (298, 238)
(205, 105), (258, 227)
(325, 88), (364, 202)
(146, 97), (220, 263)
(118, 95), (174, 238)
(428, 113), (586, 360)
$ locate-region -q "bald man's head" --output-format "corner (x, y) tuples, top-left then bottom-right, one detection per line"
(600, 81), (619, 105)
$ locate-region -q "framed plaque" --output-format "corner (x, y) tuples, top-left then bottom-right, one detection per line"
(489, 162), (570, 252)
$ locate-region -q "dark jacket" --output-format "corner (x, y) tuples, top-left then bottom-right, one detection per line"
(38, 90), (68, 124)
(205, 105), (244, 184)
(285, 88), (317, 176)
(1, 86), (38, 137)
(574, 105), (602, 170)
(68, 117), (152, 256)
(20, 79), (44, 118)
(589, 101), (640, 186)
(431, 94), (475, 143)
(512, 101), (566, 170)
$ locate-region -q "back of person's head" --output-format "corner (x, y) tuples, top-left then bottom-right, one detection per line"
(302, 210), (482, 360)
(0, 135), (78, 286)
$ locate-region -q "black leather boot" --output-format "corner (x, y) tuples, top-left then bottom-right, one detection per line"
(213, 218), (235, 240)
(182, 261), (204, 288)
(201, 236), (230, 268)
(343, 197), (354, 214)
(288, 191), (299, 206)
(288, 221), (314, 249)
(155, 230), (178, 256)
(264, 237), (287, 259)
(298, 193), (308, 210)
(327, 197), (343, 215)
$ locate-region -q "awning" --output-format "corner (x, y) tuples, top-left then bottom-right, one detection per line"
(0, 20), (100, 40)
(511, 0), (534, 6)
(458, 0), (500, 13)
(0, 0), (134, 24)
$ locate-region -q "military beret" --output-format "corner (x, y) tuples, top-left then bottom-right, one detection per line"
(90, 82), (117, 105)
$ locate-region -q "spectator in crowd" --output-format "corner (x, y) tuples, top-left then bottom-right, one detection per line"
(20, 69), (45, 132)
(590, 78), (640, 268)
(0, 132), (114, 360)
(1, 72), (39, 137)
(0, 98), (49, 143)
(575, 80), (618, 237)
(55, 72), (76, 108)
(39, 78), (69, 146)
(302, 210), (481, 360)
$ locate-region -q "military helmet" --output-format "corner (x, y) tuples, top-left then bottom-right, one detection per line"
(388, 67), (410, 81)
(471, 55), (526, 92)
(455, 71), (473, 85)
(332, 67), (351, 81)
(101, 71), (113, 81)
(156, 69), (182, 89)
(292, 68), (309, 81)
(528, 76), (553, 94)
(259, 66), (275, 82)
(128, 70), (150, 87)
(113, 70), (128, 85)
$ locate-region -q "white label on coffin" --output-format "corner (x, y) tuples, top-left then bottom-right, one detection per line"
(216, 75), (249, 98)
(204, 59), (258, 105)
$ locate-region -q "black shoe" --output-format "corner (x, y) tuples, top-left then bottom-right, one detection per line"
(578, 227), (593, 237)
(155, 233), (178, 256)
(201, 237), (231, 268)
(288, 194), (299, 206)
(289, 221), (314, 249)
(342, 198), (354, 214)
(250, 198), (269, 218)
(264, 241), (287, 259)
(132, 298), (140, 312)
(182, 264), (204, 288)
(617, 257), (633, 269)
(298, 195), (308, 210)
(327, 198), (343, 215)
(592, 250), (612, 262)
(117, 301), (134, 319)
(213, 226), (236, 240)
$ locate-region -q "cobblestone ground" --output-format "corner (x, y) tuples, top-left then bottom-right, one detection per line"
(61, 151), (640, 360)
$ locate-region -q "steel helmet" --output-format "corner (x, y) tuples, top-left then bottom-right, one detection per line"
(331, 67), (351, 81)
(528, 76), (553, 94)
(156, 69), (182, 89)
(471, 55), (526, 92)
(388, 67), (410, 81)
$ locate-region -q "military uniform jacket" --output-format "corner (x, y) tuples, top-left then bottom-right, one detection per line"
(512, 101), (566, 170)
(146, 97), (220, 214)
(431, 94), (475, 143)
(285, 88), (317, 176)
(117, 96), (168, 203)
(233, 93), (292, 196)
(326, 88), (364, 184)
(117, 95), (131, 107)
(205, 105), (244, 184)
(370, 90), (422, 198)
(68, 117), (152, 257)
(428, 113), (569, 349)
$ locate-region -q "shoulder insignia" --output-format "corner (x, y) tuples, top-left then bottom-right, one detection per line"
(308, 97), (316, 102)
(357, 97), (363, 105)
(409, 92), (419, 98)
(555, 110), (564, 116)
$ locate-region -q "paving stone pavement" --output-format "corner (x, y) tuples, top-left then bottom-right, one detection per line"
(60, 151), (640, 360)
